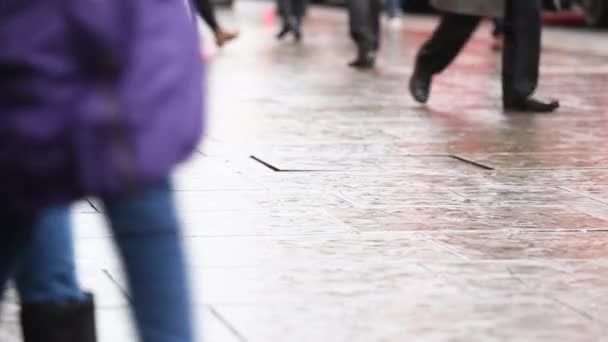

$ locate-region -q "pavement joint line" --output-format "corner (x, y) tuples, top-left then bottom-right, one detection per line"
(505, 267), (527, 285)
(317, 207), (361, 232)
(448, 155), (495, 170)
(448, 189), (468, 200)
(327, 190), (363, 209)
(419, 229), (608, 234)
(421, 237), (472, 261)
(549, 296), (596, 321)
(86, 198), (103, 213)
(102, 269), (132, 303)
(249, 155), (332, 172)
(248, 155), (281, 172)
(557, 186), (608, 206)
(494, 168), (608, 171)
(207, 305), (248, 342)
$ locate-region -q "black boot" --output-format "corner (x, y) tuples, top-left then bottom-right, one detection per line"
(276, 24), (291, 40)
(21, 293), (97, 342)
(348, 49), (376, 69)
(503, 97), (560, 113)
(409, 69), (433, 104)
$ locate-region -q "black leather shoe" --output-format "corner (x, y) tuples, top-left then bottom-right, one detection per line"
(504, 97), (560, 113)
(21, 293), (97, 342)
(348, 50), (376, 69)
(409, 70), (432, 104)
(276, 25), (291, 40)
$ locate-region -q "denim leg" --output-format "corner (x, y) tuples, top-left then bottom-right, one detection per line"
(15, 206), (84, 303)
(0, 215), (35, 304)
(103, 181), (193, 342)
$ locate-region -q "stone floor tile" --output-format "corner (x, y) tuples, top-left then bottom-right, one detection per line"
(72, 213), (110, 238)
(96, 308), (137, 342)
(174, 190), (353, 213)
(333, 187), (467, 208)
(180, 209), (354, 237)
(194, 263), (435, 305)
(96, 306), (245, 342)
(451, 186), (600, 207)
(328, 205), (608, 232)
(185, 232), (461, 267)
(428, 231), (608, 260)
(212, 296), (605, 342)
(386, 205), (608, 231)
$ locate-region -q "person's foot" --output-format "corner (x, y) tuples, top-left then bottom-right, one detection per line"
(215, 29), (239, 47)
(276, 25), (291, 40)
(409, 69), (432, 104)
(348, 50), (376, 69)
(503, 97), (560, 113)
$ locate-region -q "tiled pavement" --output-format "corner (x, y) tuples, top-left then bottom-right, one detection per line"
(2, 2), (608, 341)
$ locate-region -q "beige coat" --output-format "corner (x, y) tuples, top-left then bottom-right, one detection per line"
(431, 0), (505, 18)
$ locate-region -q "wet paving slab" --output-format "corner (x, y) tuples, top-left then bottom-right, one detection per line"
(3, 2), (608, 341)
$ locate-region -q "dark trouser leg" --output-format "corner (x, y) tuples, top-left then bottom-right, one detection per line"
(292, 0), (307, 40)
(277, 0), (291, 25)
(348, 0), (381, 52)
(409, 13), (479, 103)
(0, 215), (34, 304)
(193, 0), (220, 32)
(294, 0), (307, 22)
(502, 0), (541, 103)
(276, 0), (292, 38)
(493, 18), (505, 37)
(414, 13), (481, 75)
(370, 0), (382, 51)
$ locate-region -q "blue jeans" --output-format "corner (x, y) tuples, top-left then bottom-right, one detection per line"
(0, 181), (193, 342)
(15, 206), (84, 303)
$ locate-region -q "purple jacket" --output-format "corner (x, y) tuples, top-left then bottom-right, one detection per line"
(1, 0), (204, 216)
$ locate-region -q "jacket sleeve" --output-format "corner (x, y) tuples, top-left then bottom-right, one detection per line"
(61, 0), (135, 79)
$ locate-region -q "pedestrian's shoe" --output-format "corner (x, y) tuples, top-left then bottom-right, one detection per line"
(409, 69), (432, 104)
(21, 293), (97, 342)
(276, 24), (291, 40)
(348, 50), (376, 69)
(214, 28), (239, 47)
(503, 97), (560, 113)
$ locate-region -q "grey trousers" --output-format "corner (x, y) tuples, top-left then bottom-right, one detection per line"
(348, 0), (382, 52)
(277, 0), (308, 25)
